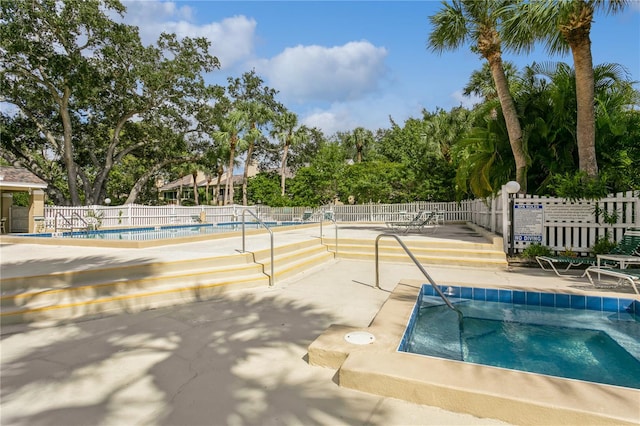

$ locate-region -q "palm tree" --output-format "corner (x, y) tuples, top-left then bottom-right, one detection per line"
(502, 0), (629, 178)
(428, 0), (528, 192)
(238, 100), (270, 205)
(348, 127), (374, 163)
(227, 71), (279, 205)
(213, 109), (248, 205)
(272, 111), (310, 196)
(463, 61), (520, 101)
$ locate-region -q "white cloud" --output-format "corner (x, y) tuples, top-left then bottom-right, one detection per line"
(256, 41), (388, 104)
(299, 91), (423, 136)
(451, 90), (482, 109)
(121, 2), (256, 69)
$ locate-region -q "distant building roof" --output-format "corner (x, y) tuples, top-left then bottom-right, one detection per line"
(159, 167), (256, 192)
(0, 166), (48, 190)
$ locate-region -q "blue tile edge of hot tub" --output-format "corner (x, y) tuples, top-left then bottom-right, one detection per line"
(423, 284), (638, 314)
(398, 284), (638, 352)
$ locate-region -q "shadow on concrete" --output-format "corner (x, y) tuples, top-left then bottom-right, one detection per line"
(0, 286), (400, 426)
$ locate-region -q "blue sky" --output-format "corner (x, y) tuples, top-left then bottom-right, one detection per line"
(121, 1), (640, 136)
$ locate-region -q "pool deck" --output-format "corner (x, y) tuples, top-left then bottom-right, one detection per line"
(1, 224), (638, 425)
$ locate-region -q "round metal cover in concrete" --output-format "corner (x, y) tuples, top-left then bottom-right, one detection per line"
(344, 331), (375, 345)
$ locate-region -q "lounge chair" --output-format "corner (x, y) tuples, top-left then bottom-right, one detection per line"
(536, 228), (640, 276)
(584, 266), (639, 294)
(386, 211), (437, 233)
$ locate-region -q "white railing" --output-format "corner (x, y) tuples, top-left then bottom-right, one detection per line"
(42, 190), (639, 255)
(43, 201), (473, 230)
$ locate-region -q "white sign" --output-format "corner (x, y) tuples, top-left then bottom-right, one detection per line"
(544, 203), (594, 222)
(514, 203), (543, 242)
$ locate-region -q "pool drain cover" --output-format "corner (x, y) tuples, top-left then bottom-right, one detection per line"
(344, 331), (375, 345)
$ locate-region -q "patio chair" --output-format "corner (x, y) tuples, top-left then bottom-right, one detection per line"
(584, 266), (639, 294)
(386, 211), (437, 234)
(536, 228), (640, 276)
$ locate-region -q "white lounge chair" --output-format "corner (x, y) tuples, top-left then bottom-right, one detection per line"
(386, 211), (437, 233)
(584, 266), (639, 294)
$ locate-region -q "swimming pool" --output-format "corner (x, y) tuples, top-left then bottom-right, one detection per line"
(399, 285), (640, 389)
(17, 222), (302, 241)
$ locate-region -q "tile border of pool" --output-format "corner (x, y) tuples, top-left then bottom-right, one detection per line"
(308, 280), (640, 425)
(422, 284), (639, 313)
(0, 222), (317, 249)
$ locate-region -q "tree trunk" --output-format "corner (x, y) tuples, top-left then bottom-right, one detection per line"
(215, 165), (223, 206)
(488, 54), (527, 193)
(570, 37), (598, 178)
(225, 138), (237, 205)
(192, 171), (199, 205)
(242, 140), (255, 205)
(60, 92), (81, 205)
(280, 142), (290, 196)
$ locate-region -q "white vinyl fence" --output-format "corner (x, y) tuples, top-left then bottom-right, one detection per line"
(42, 190), (639, 255)
(470, 190), (640, 255)
(43, 201), (474, 231)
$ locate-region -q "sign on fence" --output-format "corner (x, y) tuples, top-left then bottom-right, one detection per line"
(544, 203), (594, 223)
(513, 204), (543, 242)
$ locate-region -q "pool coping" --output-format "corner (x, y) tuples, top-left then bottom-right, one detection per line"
(0, 222), (317, 249)
(307, 280), (640, 425)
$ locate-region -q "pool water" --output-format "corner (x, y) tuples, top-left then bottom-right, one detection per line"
(400, 286), (640, 389)
(19, 222), (301, 241)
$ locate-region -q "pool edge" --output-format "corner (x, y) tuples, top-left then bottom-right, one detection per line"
(0, 222), (317, 248)
(307, 280), (640, 425)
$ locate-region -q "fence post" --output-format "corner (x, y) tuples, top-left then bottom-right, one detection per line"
(501, 187), (509, 253)
(490, 195), (497, 233)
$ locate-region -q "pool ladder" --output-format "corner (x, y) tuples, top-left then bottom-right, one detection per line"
(54, 212), (90, 235)
(375, 233), (463, 321)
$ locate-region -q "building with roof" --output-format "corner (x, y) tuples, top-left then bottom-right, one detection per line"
(158, 163), (257, 205)
(0, 166), (48, 233)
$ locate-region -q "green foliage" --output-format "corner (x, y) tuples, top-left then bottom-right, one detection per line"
(340, 161), (412, 204)
(548, 171), (607, 200)
(593, 205), (619, 226)
(521, 243), (552, 259)
(247, 173), (292, 207)
(86, 209), (104, 229)
(1, 0), (219, 205)
(590, 233), (617, 256)
(11, 192), (29, 207)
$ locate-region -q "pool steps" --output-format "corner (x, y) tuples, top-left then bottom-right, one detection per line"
(0, 239), (334, 326)
(322, 237), (507, 267)
(1, 233), (507, 326)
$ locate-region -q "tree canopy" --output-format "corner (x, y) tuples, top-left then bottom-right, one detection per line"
(1, 0), (637, 208)
(1, 0), (219, 205)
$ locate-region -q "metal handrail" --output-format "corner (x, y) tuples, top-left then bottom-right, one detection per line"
(54, 212), (89, 234)
(374, 233), (463, 321)
(319, 209), (338, 256)
(240, 209), (275, 286)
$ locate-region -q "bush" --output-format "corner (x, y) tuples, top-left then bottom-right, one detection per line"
(521, 243), (552, 259)
(591, 233), (617, 256)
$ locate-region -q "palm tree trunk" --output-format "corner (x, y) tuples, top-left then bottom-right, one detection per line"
(571, 38), (598, 178)
(280, 142), (290, 196)
(225, 139), (236, 205)
(215, 165), (223, 206)
(489, 55), (527, 193)
(242, 140), (254, 205)
(192, 171), (199, 205)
